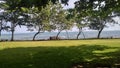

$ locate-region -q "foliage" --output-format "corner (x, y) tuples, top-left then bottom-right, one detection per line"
(87, 0), (118, 38)
(0, 0), (120, 40)
(50, 2), (73, 37)
(0, 0), (30, 41)
(73, 0), (120, 39)
(2, 0), (69, 8)
(0, 0), (71, 40)
(26, 1), (53, 40)
(0, 11), (9, 36)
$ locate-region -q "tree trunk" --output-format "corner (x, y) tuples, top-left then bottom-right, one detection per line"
(0, 19), (2, 37)
(56, 30), (61, 38)
(11, 23), (15, 41)
(33, 31), (40, 41)
(76, 28), (82, 39)
(11, 30), (14, 41)
(97, 21), (106, 39)
(0, 30), (1, 37)
(81, 31), (85, 39)
(97, 27), (104, 39)
(33, 26), (41, 41)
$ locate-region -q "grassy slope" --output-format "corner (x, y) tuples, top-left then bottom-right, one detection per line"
(0, 39), (120, 68)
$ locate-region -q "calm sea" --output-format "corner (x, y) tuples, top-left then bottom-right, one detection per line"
(1, 30), (120, 40)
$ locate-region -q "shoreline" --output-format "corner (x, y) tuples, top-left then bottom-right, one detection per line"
(1, 38), (120, 42)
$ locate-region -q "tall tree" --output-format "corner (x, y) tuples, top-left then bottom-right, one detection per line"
(0, 1), (5, 37)
(51, 3), (73, 38)
(0, 12), (4, 37)
(0, 0), (30, 41)
(0, 13), (7, 37)
(89, 14), (116, 38)
(88, 0), (117, 38)
(2, 0), (69, 8)
(0, 16), (3, 37)
(74, 0), (120, 39)
(27, 2), (52, 41)
(0, 0), (69, 41)
(74, 0), (92, 39)
(0, 2), (10, 38)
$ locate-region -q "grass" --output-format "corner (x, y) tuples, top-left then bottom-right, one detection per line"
(0, 39), (120, 68)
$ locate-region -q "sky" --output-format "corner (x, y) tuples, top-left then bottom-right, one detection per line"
(62, 0), (78, 9)
(1, 0), (120, 34)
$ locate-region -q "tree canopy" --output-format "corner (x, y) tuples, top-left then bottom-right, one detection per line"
(0, 0), (120, 40)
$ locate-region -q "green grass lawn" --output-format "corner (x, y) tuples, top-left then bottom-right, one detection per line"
(0, 39), (120, 68)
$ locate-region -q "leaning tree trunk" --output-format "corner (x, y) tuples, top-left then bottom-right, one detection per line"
(97, 27), (104, 39)
(33, 27), (40, 41)
(56, 30), (62, 38)
(0, 29), (1, 37)
(33, 31), (40, 41)
(76, 28), (82, 39)
(0, 19), (2, 37)
(97, 20), (107, 39)
(81, 31), (85, 39)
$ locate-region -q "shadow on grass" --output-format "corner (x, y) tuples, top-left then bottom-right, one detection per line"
(0, 45), (120, 68)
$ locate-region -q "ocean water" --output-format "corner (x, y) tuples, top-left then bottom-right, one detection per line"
(1, 30), (120, 40)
